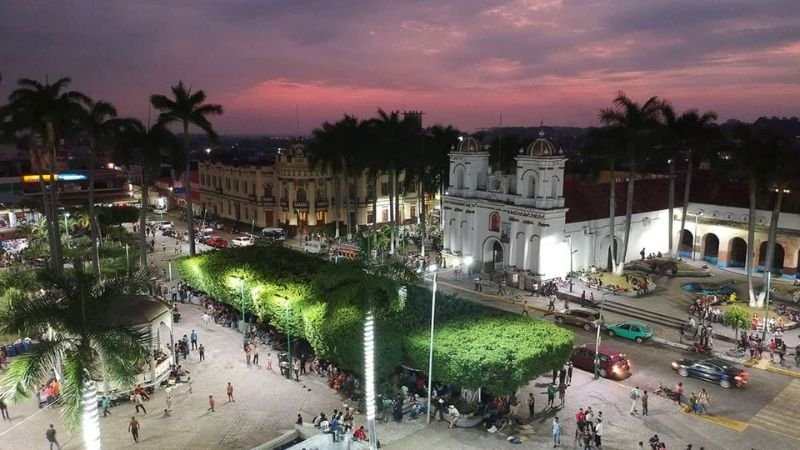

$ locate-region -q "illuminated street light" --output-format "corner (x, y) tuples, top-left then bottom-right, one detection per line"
(364, 311), (378, 450)
(426, 264), (439, 424)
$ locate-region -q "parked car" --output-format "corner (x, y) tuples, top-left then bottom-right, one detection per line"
(261, 227), (286, 241)
(553, 307), (603, 331)
(606, 321), (653, 343)
(231, 236), (255, 247)
(569, 344), (631, 379)
(205, 236), (228, 249)
(671, 358), (748, 389)
(303, 240), (329, 254)
(151, 220), (173, 230)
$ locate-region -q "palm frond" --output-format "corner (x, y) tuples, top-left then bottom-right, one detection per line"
(60, 351), (94, 430)
(91, 326), (150, 388)
(0, 338), (69, 403)
(0, 292), (68, 336)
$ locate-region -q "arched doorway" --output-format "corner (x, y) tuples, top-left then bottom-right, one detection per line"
(702, 233), (719, 265)
(678, 230), (693, 258)
(527, 235), (540, 274)
(758, 241), (785, 275)
(728, 237), (747, 268)
(482, 238), (504, 273)
(454, 166), (465, 189)
(603, 237), (620, 271)
(156, 321), (174, 364)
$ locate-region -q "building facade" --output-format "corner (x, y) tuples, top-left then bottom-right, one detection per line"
(198, 143), (431, 234)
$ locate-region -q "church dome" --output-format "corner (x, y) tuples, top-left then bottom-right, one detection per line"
(525, 129), (560, 157)
(289, 143), (306, 157)
(457, 136), (482, 153)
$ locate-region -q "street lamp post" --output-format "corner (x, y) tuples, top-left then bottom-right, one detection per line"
(231, 276), (248, 345)
(125, 243), (130, 274)
(761, 271), (772, 344)
(594, 293), (609, 379)
(426, 264), (439, 424)
(64, 212), (70, 237)
(364, 311), (378, 450)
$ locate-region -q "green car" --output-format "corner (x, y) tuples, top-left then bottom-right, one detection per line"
(606, 321), (653, 343)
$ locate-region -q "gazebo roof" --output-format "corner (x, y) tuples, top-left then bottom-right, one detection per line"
(101, 295), (171, 326)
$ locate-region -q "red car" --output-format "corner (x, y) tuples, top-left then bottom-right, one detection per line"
(206, 236), (228, 248)
(569, 344), (631, 379)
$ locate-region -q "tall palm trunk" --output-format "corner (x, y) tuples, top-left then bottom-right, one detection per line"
(344, 168), (352, 238)
(608, 163), (618, 272)
(419, 180), (426, 259)
(139, 177), (150, 270)
(747, 176), (757, 306)
(389, 167), (396, 255)
(667, 159), (675, 257)
(759, 188), (784, 307)
(183, 123), (196, 255)
(371, 173), (378, 233)
(619, 160), (636, 271)
(88, 139), (100, 275)
(46, 122), (63, 275)
(678, 153), (693, 256)
(81, 379), (101, 450)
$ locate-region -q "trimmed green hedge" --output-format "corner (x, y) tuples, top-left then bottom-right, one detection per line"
(178, 246), (574, 393)
(405, 316), (574, 394)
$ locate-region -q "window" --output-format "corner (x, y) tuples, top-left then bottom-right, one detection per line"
(367, 211), (375, 224)
(226, 178), (230, 190)
(264, 184), (273, 198)
(489, 212), (501, 232)
(381, 209), (389, 223)
(381, 182), (389, 196)
(234, 180), (239, 192)
(296, 188), (307, 202)
(367, 184), (375, 198)
(410, 205), (416, 219)
(407, 183), (416, 193)
(244, 208), (249, 219)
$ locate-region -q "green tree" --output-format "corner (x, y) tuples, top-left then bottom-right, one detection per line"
(599, 92), (664, 270)
(722, 305), (750, 345)
(405, 316), (574, 395)
(151, 81), (223, 256)
(0, 269), (152, 445)
(0, 77), (90, 275)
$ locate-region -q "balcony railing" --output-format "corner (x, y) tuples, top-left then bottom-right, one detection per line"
(279, 199), (289, 208)
(315, 200), (329, 208)
(293, 201), (309, 210)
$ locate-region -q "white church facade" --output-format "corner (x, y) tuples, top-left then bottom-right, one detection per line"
(442, 131), (671, 282)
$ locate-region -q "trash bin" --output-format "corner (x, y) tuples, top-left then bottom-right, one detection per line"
(14, 342), (24, 355)
(22, 340), (32, 353)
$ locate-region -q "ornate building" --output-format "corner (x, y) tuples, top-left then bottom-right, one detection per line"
(199, 143), (431, 235)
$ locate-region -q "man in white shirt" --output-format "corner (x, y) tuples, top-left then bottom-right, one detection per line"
(447, 405), (460, 429)
(320, 419), (331, 433)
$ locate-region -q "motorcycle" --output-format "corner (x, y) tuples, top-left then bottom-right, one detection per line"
(688, 342), (712, 355)
(654, 380), (679, 402)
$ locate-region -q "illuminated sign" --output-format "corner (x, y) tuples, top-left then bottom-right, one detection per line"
(22, 173), (88, 183)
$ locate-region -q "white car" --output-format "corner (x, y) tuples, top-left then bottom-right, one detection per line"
(231, 236), (255, 247)
(303, 240), (330, 255)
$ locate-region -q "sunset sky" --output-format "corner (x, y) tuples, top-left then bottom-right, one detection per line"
(1, 0), (798, 134)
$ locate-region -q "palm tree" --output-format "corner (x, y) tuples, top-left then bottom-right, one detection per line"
(150, 82), (223, 256)
(80, 99), (124, 275)
(426, 125), (460, 238)
(585, 127), (625, 271)
(725, 124), (772, 306)
(671, 110), (718, 258)
(307, 115), (363, 239)
(0, 77), (90, 274)
(599, 92), (664, 269)
(0, 269), (152, 449)
(116, 120), (177, 269)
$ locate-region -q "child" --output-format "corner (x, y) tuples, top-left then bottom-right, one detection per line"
(267, 353), (273, 371)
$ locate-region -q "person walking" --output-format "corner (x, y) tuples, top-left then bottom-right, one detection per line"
(698, 389), (710, 414)
(557, 382), (567, 407)
(226, 382), (235, 402)
(594, 418), (604, 448)
(129, 416), (141, 443)
(252, 346), (259, 365)
(46, 424), (61, 450)
(527, 393), (535, 418)
(134, 392), (147, 414)
(546, 383), (556, 409)
(102, 396), (111, 417)
(558, 368), (566, 386)
(293, 359), (301, 381)
(198, 344), (205, 362)
(0, 398), (9, 420)
(548, 295), (556, 312)
(630, 386), (641, 415)
(521, 299), (530, 316)
(566, 362), (573, 386)
(245, 344), (252, 366)
(208, 395), (216, 412)
(552, 416), (561, 448)
(190, 330), (198, 350)
(267, 353), (273, 371)
(641, 390), (649, 416)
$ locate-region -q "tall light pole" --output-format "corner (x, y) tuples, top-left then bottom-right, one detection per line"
(364, 311), (377, 450)
(761, 271), (772, 344)
(64, 212), (70, 237)
(230, 276), (248, 345)
(692, 211), (703, 260)
(594, 293), (609, 379)
(426, 263), (439, 424)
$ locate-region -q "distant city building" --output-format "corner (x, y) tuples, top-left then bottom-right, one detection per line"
(444, 129), (800, 281)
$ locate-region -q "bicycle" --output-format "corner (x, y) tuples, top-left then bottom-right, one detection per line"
(725, 347), (747, 358)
